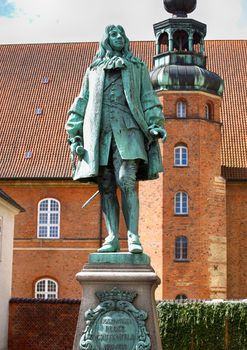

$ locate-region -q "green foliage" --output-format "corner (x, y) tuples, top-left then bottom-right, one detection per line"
(157, 301), (247, 350)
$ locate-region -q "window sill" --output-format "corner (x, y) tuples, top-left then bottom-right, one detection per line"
(174, 214), (189, 217)
(174, 259), (191, 263)
(173, 165), (189, 168)
(37, 237), (60, 240)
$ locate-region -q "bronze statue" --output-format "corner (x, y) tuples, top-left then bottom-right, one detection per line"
(65, 25), (166, 254)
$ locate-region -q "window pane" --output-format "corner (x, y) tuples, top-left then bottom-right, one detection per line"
(182, 237), (188, 259)
(39, 226), (47, 237)
(175, 236), (188, 260)
(175, 148), (180, 165)
(49, 226), (58, 238)
(39, 213), (48, 224)
(182, 193), (188, 213)
(36, 293), (46, 299)
(182, 148), (187, 165)
(40, 200), (48, 211)
(47, 294), (56, 299)
(48, 280), (56, 292)
(37, 280), (45, 292)
(177, 102), (186, 118)
(50, 213), (58, 224)
(175, 193), (181, 213)
(50, 200), (59, 211)
(175, 241), (180, 259)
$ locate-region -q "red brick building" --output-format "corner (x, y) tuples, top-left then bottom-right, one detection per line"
(1, 5), (247, 300)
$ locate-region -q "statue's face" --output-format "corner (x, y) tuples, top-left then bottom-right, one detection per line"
(108, 28), (125, 52)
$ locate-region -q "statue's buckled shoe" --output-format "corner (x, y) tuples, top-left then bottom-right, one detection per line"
(128, 234), (143, 254)
(97, 238), (120, 253)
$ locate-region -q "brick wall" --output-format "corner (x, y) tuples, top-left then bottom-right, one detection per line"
(227, 182), (247, 298)
(150, 91), (226, 299)
(8, 298), (80, 350)
(1, 180), (127, 298)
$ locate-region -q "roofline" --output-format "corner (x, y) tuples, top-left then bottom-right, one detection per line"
(1, 39), (246, 47)
(0, 189), (25, 212)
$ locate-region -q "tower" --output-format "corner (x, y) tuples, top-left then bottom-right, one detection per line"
(139, 0), (226, 299)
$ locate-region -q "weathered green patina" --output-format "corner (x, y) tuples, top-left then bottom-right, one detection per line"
(65, 25), (166, 254)
(79, 287), (151, 350)
(89, 252), (150, 265)
(151, 1), (224, 96)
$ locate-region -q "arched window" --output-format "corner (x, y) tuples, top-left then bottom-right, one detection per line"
(175, 294), (188, 302)
(174, 145), (188, 166)
(193, 32), (202, 53)
(35, 278), (58, 299)
(175, 236), (188, 260)
(174, 192), (188, 215)
(173, 30), (189, 51)
(37, 198), (60, 238)
(205, 103), (213, 120)
(158, 32), (168, 54)
(176, 101), (187, 118)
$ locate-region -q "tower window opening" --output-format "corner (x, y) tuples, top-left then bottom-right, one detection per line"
(158, 32), (168, 54)
(173, 30), (189, 51)
(175, 236), (188, 260)
(175, 192), (188, 215)
(205, 103), (213, 120)
(174, 145), (188, 166)
(193, 32), (201, 53)
(176, 101), (187, 118)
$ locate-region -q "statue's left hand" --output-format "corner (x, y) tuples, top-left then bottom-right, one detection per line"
(149, 127), (167, 142)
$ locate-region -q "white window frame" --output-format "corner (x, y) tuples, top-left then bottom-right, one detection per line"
(174, 146), (188, 166)
(174, 192), (188, 215)
(205, 104), (209, 119)
(37, 198), (60, 239)
(35, 278), (58, 299)
(175, 236), (188, 260)
(176, 101), (187, 118)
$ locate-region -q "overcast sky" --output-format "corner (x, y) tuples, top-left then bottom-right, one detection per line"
(0, 0), (246, 44)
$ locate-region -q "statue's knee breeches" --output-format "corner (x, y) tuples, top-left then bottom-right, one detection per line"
(98, 167), (117, 195)
(116, 160), (138, 192)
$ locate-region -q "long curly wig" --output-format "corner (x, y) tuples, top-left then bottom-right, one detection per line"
(91, 25), (142, 68)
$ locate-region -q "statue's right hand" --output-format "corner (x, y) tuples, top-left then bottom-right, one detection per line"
(70, 136), (84, 160)
(75, 144), (84, 157)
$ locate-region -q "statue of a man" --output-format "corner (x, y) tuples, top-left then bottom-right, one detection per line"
(65, 25), (166, 254)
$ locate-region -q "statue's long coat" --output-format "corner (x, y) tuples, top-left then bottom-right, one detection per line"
(65, 60), (165, 182)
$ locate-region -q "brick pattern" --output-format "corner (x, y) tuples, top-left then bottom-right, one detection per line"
(2, 181), (127, 298)
(226, 183), (247, 299)
(8, 299), (80, 350)
(155, 91), (226, 299)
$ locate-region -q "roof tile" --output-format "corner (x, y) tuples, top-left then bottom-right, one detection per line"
(0, 41), (247, 180)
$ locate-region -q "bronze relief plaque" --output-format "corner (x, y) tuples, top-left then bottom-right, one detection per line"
(79, 287), (151, 350)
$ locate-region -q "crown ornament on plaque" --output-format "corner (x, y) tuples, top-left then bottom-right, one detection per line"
(96, 287), (137, 303)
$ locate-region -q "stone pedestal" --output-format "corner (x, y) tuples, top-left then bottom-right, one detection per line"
(73, 253), (162, 350)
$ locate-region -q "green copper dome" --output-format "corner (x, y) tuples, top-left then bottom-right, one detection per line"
(150, 64), (224, 96)
(151, 1), (224, 97)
